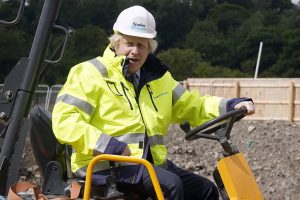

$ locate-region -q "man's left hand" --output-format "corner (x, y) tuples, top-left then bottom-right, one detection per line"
(234, 101), (255, 115)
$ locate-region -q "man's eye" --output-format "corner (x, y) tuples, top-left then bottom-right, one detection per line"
(138, 44), (146, 49)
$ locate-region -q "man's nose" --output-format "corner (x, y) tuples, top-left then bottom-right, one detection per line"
(131, 46), (139, 54)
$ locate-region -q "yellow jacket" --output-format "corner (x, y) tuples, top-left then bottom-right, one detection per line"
(52, 46), (227, 177)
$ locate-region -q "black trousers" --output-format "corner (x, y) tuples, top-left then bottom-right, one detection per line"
(116, 160), (219, 200)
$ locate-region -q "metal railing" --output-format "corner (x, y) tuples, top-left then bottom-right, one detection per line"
(1, 84), (61, 112)
(46, 84), (62, 111)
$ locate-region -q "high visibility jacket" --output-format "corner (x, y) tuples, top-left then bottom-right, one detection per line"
(52, 46), (227, 177)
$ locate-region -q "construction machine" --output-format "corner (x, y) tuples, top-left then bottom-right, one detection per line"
(0, 0), (71, 195)
(0, 1), (264, 199)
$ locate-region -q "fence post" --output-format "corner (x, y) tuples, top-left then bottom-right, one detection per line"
(288, 81), (295, 122)
(183, 80), (189, 90)
(234, 81), (240, 98)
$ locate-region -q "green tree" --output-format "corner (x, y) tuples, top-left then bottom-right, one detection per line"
(193, 63), (248, 78)
(185, 20), (225, 61)
(0, 27), (30, 82)
(155, 0), (200, 49)
(278, 6), (300, 29)
(157, 48), (203, 80)
(236, 27), (283, 74)
(216, 0), (254, 9)
(208, 3), (249, 34)
(251, 0), (293, 11)
(58, 0), (122, 31)
(1, 0), (300, 82)
(185, 3), (251, 68)
(264, 29), (300, 77)
(156, 48), (247, 80)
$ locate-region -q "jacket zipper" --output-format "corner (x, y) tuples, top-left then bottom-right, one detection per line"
(121, 81), (149, 183)
(146, 84), (158, 112)
(120, 82), (133, 110)
(121, 82), (154, 184)
(133, 99), (151, 184)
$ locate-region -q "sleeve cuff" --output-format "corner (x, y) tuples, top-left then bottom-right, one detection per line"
(104, 137), (127, 155)
(93, 133), (127, 156)
(219, 98), (230, 115)
(226, 97), (253, 112)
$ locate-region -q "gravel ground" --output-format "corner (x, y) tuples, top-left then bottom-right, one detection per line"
(166, 120), (300, 200)
(19, 119), (300, 200)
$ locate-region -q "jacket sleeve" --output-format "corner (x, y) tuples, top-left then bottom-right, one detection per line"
(52, 63), (126, 156)
(171, 78), (228, 127)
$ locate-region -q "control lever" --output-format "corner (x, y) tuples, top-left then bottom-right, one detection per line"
(180, 121), (191, 134)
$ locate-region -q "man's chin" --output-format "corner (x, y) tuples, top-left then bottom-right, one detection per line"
(128, 65), (142, 73)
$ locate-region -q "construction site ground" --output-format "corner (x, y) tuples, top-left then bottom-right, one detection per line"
(19, 119), (300, 200)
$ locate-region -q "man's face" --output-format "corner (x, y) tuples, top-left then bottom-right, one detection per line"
(115, 35), (149, 73)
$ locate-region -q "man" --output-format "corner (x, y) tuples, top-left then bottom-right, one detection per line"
(52, 5), (255, 200)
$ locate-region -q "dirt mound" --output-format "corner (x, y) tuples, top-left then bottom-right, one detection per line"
(19, 120), (300, 199)
(166, 120), (300, 200)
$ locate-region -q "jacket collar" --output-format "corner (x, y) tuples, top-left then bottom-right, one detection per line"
(102, 45), (125, 71)
(140, 53), (170, 87)
(102, 45), (170, 83)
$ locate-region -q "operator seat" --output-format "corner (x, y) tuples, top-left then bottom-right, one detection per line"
(29, 105), (76, 196)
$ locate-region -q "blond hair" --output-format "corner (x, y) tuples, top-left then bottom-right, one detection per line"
(108, 33), (158, 53)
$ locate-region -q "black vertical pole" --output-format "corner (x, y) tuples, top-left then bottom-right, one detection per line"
(0, 0), (62, 195)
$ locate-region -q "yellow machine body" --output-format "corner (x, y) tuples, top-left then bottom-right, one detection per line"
(218, 153), (264, 200)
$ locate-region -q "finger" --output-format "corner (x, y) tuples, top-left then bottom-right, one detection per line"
(245, 102), (255, 114)
(234, 102), (255, 115)
(121, 146), (131, 156)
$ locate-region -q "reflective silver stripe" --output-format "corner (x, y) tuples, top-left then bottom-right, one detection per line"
(93, 133), (112, 156)
(148, 135), (164, 146)
(219, 98), (229, 115)
(74, 161), (137, 178)
(115, 133), (145, 144)
(93, 133), (145, 156)
(172, 83), (187, 105)
(56, 94), (94, 115)
(89, 58), (108, 78)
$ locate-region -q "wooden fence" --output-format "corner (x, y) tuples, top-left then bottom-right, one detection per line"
(183, 78), (300, 122)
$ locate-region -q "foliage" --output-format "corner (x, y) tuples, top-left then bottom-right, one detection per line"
(208, 3), (250, 35)
(0, 27), (30, 81)
(157, 48), (203, 80)
(263, 28), (300, 77)
(1, 0), (300, 84)
(157, 48), (248, 80)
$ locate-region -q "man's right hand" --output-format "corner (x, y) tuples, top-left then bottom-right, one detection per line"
(121, 145), (131, 156)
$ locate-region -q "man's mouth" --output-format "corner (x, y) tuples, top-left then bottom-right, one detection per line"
(129, 58), (139, 63)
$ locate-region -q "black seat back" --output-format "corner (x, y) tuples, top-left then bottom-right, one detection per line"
(29, 105), (65, 176)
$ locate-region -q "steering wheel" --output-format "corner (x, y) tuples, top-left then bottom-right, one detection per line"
(181, 108), (247, 141)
